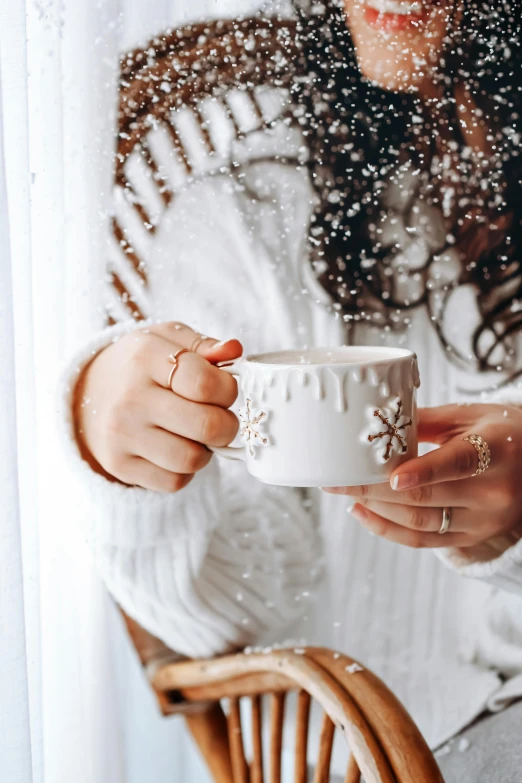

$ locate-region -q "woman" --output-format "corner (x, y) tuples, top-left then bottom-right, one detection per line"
(64, 0), (522, 778)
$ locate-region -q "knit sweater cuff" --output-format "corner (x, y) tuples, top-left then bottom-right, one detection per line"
(436, 537), (522, 595)
(59, 319), (220, 547)
(436, 381), (522, 595)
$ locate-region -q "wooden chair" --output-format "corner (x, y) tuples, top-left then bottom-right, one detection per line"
(111, 15), (445, 781)
(124, 614), (443, 782)
(107, 15), (302, 324)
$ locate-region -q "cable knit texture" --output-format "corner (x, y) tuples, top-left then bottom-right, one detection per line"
(60, 95), (522, 754)
(61, 321), (322, 658)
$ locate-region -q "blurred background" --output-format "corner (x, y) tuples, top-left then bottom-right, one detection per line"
(0, 3), (268, 782)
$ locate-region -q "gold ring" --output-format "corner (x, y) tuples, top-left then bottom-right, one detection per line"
(190, 333), (206, 352)
(167, 348), (189, 390)
(462, 434), (491, 476)
(439, 507), (452, 535)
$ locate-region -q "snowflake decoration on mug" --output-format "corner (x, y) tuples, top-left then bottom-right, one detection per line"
(363, 398), (412, 463)
(239, 398), (269, 457)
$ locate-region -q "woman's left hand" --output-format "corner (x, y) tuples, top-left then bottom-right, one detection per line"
(323, 403), (522, 548)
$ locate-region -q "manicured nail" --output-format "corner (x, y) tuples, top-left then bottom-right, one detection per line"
(391, 473), (417, 491)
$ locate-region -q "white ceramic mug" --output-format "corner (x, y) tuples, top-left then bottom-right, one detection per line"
(212, 346), (420, 487)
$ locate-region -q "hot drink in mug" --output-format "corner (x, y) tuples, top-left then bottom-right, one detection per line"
(212, 346), (420, 487)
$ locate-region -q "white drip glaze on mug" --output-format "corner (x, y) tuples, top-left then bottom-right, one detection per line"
(313, 370), (325, 400)
(259, 371), (274, 402)
(240, 354), (420, 411)
(366, 367), (380, 387)
(351, 366), (365, 384)
(324, 367), (348, 412)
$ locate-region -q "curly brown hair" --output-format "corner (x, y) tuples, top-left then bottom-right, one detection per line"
(291, 0), (522, 382)
(113, 2), (522, 385)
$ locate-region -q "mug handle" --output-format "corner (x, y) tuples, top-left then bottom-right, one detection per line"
(208, 358), (246, 462)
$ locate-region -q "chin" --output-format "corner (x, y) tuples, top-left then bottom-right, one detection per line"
(343, 0), (455, 93)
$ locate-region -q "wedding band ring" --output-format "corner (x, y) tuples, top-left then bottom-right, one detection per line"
(462, 434), (491, 476)
(190, 333), (206, 352)
(167, 348), (189, 390)
(439, 507), (452, 535)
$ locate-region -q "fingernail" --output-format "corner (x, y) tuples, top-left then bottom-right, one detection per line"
(211, 340), (228, 349)
(392, 473), (417, 491)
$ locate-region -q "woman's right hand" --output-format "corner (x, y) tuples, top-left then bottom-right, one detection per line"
(73, 322), (243, 492)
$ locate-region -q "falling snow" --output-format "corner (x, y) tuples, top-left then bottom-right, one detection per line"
(59, 0), (522, 762)
(345, 663), (364, 674)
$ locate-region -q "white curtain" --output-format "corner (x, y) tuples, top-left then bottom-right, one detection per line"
(0, 60), (37, 783)
(0, 1), (262, 781)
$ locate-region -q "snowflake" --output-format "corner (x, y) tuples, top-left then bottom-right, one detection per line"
(364, 398), (412, 463)
(239, 398), (269, 457)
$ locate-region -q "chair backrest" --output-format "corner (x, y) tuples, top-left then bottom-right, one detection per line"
(124, 606), (444, 783)
(107, 15), (301, 326)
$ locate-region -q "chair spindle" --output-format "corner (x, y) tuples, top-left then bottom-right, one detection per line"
(294, 690), (311, 783)
(251, 694), (264, 783)
(313, 714), (335, 783)
(270, 692), (286, 783)
(227, 697), (249, 783)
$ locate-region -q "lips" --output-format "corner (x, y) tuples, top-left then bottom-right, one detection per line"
(361, 0), (432, 30)
(364, 0), (423, 14)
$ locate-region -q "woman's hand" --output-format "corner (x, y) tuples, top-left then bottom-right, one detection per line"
(323, 403), (522, 548)
(74, 322), (242, 492)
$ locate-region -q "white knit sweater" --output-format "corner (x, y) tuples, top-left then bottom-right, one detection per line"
(61, 90), (522, 754)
